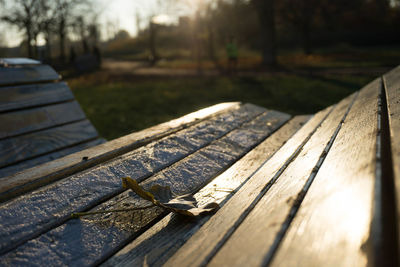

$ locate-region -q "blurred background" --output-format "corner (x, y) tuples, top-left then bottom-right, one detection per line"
(1, 0), (400, 140)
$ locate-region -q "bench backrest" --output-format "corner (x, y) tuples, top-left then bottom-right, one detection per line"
(0, 58), (105, 178)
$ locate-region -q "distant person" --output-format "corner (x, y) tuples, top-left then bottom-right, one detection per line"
(226, 37), (238, 75)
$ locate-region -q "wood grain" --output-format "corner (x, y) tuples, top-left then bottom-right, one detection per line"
(102, 115), (310, 267)
(0, 138), (105, 178)
(0, 102), (240, 202)
(0, 101), (87, 140)
(205, 90), (358, 267)
(0, 82), (74, 113)
(383, 65), (400, 259)
(163, 104), (337, 267)
(0, 109), (290, 266)
(0, 64), (60, 86)
(0, 104), (268, 257)
(0, 120), (99, 168)
(267, 79), (380, 267)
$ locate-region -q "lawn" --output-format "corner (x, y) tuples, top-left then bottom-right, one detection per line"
(68, 71), (375, 140)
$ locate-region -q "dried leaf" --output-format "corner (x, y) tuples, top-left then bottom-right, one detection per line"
(122, 177), (219, 217)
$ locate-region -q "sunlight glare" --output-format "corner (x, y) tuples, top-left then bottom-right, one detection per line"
(152, 14), (174, 25)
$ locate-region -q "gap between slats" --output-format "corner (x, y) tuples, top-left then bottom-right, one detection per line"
(0, 82), (74, 114)
(257, 91), (359, 266)
(191, 95), (355, 267)
(163, 102), (338, 267)
(0, 138), (105, 179)
(371, 77), (399, 266)
(0, 118), (95, 168)
(0, 99), (76, 115)
(0, 134), (100, 171)
(0, 100), (87, 141)
(0, 107), (84, 142)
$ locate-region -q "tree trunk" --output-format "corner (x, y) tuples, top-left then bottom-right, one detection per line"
(252, 0), (277, 67)
(25, 23), (33, 58)
(33, 34), (38, 58)
(59, 19), (66, 63)
(45, 36), (51, 61)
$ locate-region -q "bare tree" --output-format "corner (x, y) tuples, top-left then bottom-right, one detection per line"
(135, 11), (142, 35)
(53, 0), (76, 62)
(38, 0), (57, 60)
(1, 0), (41, 57)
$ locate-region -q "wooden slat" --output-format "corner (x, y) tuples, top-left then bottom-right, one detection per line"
(164, 92), (356, 267)
(0, 104), (268, 257)
(0, 82), (74, 113)
(0, 101), (86, 140)
(102, 115), (310, 267)
(0, 110), (290, 266)
(0, 58), (41, 66)
(0, 102), (240, 202)
(204, 91), (361, 267)
(383, 65), (400, 259)
(0, 138), (105, 178)
(0, 120), (99, 168)
(263, 80), (380, 267)
(0, 64), (60, 86)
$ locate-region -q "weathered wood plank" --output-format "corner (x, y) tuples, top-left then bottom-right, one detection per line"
(164, 93), (356, 267)
(205, 90), (361, 267)
(0, 138), (105, 178)
(0, 110), (290, 266)
(255, 84), (381, 266)
(263, 80), (380, 267)
(0, 120), (99, 168)
(102, 115), (310, 267)
(0, 82), (74, 113)
(0, 64), (60, 86)
(0, 101), (86, 140)
(0, 104), (267, 256)
(0, 102), (239, 202)
(382, 65), (400, 261)
(0, 58), (41, 66)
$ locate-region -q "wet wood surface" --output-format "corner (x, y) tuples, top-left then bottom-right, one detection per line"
(0, 102), (240, 202)
(0, 104), (269, 255)
(102, 115), (310, 267)
(0, 108), (290, 265)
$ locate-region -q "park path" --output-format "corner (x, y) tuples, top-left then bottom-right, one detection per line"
(102, 58), (393, 77)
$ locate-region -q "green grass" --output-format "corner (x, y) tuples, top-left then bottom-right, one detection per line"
(69, 72), (375, 140)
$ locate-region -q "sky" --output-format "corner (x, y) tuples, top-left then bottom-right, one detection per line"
(0, 0), (198, 47)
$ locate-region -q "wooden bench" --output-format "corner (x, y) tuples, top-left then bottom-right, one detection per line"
(0, 61), (399, 266)
(0, 58), (105, 179)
